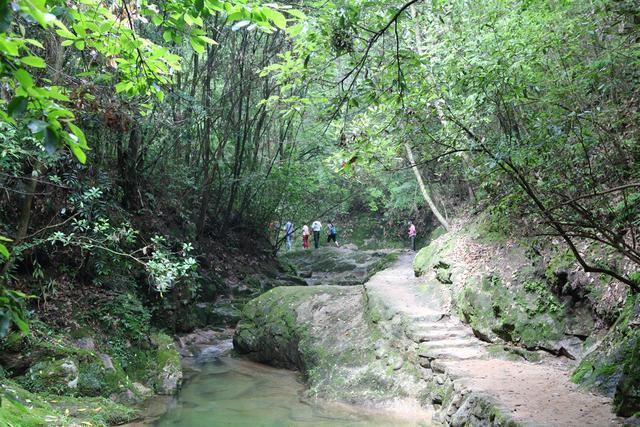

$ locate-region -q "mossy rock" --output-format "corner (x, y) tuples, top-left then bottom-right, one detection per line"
(0, 380), (137, 426)
(455, 275), (580, 354)
(413, 243), (442, 277)
(19, 351), (132, 399)
(233, 285), (416, 403)
(77, 355), (130, 397)
(574, 295), (640, 416)
(151, 332), (182, 395)
(283, 248), (392, 277)
(20, 358), (79, 396)
(615, 338), (640, 417)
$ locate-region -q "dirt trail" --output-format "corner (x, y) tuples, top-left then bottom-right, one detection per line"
(364, 253), (619, 426)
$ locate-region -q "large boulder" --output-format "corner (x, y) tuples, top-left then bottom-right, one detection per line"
(234, 285), (424, 403)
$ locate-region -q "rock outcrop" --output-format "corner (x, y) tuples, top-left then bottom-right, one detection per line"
(573, 294), (640, 416)
(234, 285), (426, 404)
(280, 247), (398, 286)
(413, 222), (596, 359)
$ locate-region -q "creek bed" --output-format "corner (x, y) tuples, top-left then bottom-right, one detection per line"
(132, 340), (431, 427)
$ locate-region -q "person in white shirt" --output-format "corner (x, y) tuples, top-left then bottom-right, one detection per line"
(311, 220), (322, 249)
(284, 221), (294, 251)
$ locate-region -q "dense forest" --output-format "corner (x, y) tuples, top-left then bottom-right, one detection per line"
(0, 0), (639, 425)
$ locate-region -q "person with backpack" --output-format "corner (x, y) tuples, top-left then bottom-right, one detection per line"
(311, 220), (322, 249)
(327, 221), (339, 247)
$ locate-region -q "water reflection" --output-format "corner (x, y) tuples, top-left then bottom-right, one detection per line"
(154, 356), (431, 427)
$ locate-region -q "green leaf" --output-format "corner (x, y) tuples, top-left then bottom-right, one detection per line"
(74, 40), (85, 50)
(11, 311), (29, 335)
(0, 243), (9, 258)
(284, 9), (306, 20)
(20, 55), (46, 68)
(190, 35), (205, 54)
(25, 38), (44, 48)
(68, 141), (87, 164)
(21, 0), (56, 27)
(56, 27), (76, 39)
(7, 96), (28, 118)
(115, 80), (134, 93)
(199, 35), (218, 45)
(227, 11), (245, 23)
(68, 122), (88, 149)
(205, 0), (223, 12)
(263, 8), (286, 30)
(14, 69), (34, 88)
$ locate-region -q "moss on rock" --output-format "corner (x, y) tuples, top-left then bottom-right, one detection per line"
(573, 294), (640, 416)
(413, 221), (594, 358)
(233, 285), (420, 403)
(0, 380), (137, 426)
(149, 332), (182, 395)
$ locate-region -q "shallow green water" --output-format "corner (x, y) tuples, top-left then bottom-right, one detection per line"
(154, 356), (430, 427)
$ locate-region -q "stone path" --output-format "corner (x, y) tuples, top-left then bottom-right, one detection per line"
(364, 253), (620, 426)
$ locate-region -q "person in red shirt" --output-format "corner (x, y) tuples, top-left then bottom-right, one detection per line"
(408, 220), (417, 251)
(302, 224), (310, 249)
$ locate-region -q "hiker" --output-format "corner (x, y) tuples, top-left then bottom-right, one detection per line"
(327, 221), (339, 247)
(284, 221), (294, 251)
(302, 224), (310, 249)
(311, 220), (322, 249)
(408, 220), (417, 251)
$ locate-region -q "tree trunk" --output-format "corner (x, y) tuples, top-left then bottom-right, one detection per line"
(119, 126), (142, 210)
(404, 143), (450, 231)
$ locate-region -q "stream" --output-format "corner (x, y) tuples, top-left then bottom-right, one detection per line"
(136, 340), (431, 427)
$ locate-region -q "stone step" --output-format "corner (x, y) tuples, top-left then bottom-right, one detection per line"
(415, 328), (472, 341)
(420, 346), (486, 361)
(404, 313), (448, 323)
(408, 320), (464, 330)
(405, 322), (471, 343)
(420, 338), (478, 349)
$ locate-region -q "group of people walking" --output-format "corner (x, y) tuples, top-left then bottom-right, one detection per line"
(281, 219), (418, 252)
(283, 220), (339, 251)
